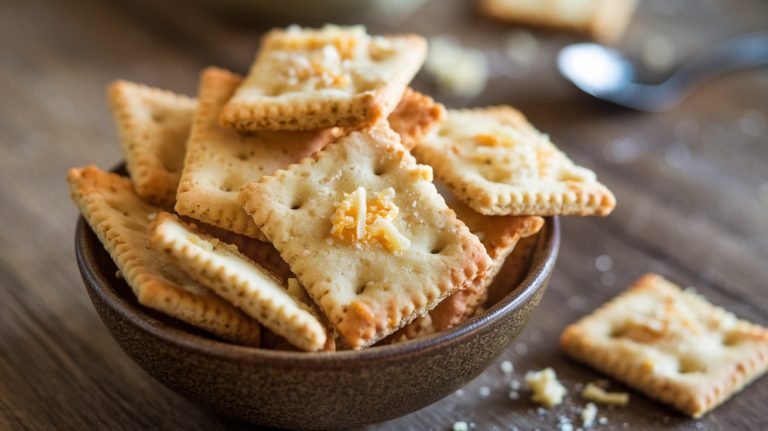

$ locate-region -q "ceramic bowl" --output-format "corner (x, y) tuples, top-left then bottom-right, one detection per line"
(75, 213), (559, 429)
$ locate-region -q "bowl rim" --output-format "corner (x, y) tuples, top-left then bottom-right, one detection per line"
(76, 211), (559, 367)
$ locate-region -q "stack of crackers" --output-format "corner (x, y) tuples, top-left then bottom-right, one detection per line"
(68, 25), (615, 352)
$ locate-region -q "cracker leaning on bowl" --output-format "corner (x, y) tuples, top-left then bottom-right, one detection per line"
(67, 166), (262, 346)
(561, 273), (768, 417)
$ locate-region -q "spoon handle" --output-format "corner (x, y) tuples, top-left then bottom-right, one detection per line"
(666, 33), (768, 90)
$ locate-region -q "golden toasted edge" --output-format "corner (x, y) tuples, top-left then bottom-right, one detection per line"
(560, 273), (768, 417)
(219, 34), (428, 131)
(413, 105), (616, 217)
(174, 67), (267, 240)
(67, 165), (261, 346)
(388, 87), (446, 150)
(239, 121), (493, 348)
(149, 212), (327, 351)
(107, 80), (196, 206)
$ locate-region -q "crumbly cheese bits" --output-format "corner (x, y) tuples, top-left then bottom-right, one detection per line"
(525, 367), (567, 407)
(331, 186), (410, 252)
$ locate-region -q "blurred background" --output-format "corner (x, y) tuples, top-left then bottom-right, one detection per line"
(1, 0), (767, 430)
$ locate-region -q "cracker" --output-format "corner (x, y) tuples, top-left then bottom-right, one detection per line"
(393, 184), (543, 341)
(485, 232), (539, 305)
(149, 212), (328, 351)
(412, 106), (615, 216)
(108, 80), (196, 206)
(219, 25), (427, 131)
(387, 88), (445, 150)
(561, 273), (768, 418)
(175, 67), (334, 239)
(479, 0), (638, 44)
(67, 166), (261, 346)
(239, 121), (492, 349)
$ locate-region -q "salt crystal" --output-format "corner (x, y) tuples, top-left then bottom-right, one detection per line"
(453, 421), (469, 431)
(455, 389), (465, 397)
(500, 360), (514, 374)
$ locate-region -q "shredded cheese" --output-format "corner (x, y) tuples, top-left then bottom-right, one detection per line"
(330, 187), (410, 252)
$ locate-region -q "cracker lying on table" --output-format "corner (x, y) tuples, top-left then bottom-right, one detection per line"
(412, 106), (615, 216)
(479, 0), (638, 44)
(240, 121), (492, 349)
(220, 25), (427, 131)
(175, 67), (334, 239)
(387, 88), (444, 150)
(108, 80), (196, 206)
(392, 185), (543, 341)
(561, 273), (768, 418)
(67, 165), (261, 346)
(149, 212), (328, 351)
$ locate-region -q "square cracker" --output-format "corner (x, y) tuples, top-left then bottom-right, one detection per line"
(67, 165), (261, 346)
(219, 25), (427, 131)
(479, 0), (638, 44)
(561, 273), (768, 418)
(387, 88), (445, 150)
(391, 184), (543, 342)
(239, 121), (492, 349)
(108, 80), (196, 206)
(412, 106), (616, 216)
(175, 67), (334, 239)
(149, 212), (328, 351)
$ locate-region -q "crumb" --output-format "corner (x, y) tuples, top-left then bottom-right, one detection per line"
(425, 36), (488, 98)
(510, 379), (521, 390)
(526, 368), (567, 407)
(500, 360), (514, 374)
(582, 382), (630, 406)
(598, 417), (608, 426)
(115, 270), (122, 279)
(455, 389), (465, 397)
(581, 403), (598, 428)
(452, 421), (469, 431)
(479, 386), (491, 398)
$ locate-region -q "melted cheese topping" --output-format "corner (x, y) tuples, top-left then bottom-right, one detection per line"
(330, 187), (410, 252)
(525, 367), (567, 407)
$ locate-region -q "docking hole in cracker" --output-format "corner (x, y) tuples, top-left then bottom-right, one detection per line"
(219, 25), (427, 131)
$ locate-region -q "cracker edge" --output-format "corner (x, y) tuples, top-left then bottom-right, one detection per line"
(67, 165), (261, 346)
(219, 33), (428, 131)
(413, 105), (616, 217)
(107, 80), (196, 206)
(560, 273), (768, 417)
(149, 212), (328, 351)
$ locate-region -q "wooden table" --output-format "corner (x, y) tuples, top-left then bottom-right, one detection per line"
(1, 0), (766, 429)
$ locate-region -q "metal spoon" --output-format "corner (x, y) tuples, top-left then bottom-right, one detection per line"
(557, 33), (768, 112)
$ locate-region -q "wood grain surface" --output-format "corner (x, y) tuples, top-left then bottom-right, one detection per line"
(1, 0), (766, 429)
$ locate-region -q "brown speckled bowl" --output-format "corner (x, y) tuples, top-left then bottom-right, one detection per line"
(75, 214), (559, 430)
